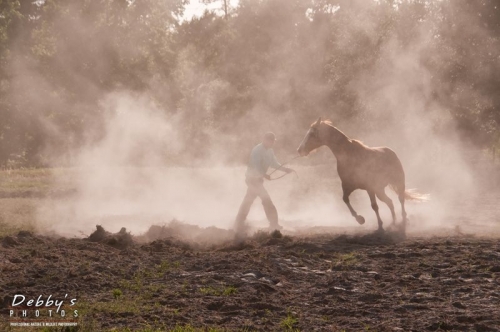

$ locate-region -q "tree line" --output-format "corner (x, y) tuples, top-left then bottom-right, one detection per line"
(0, 0), (499, 167)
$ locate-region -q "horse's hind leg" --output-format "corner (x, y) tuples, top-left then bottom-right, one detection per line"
(392, 183), (408, 224)
(391, 164), (408, 224)
(376, 189), (396, 225)
(368, 190), (383, 230)
(399, 191), (408, 224)
(342, 184), (365, 225)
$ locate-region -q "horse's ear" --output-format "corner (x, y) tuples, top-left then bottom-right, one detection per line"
(315, 117), (322, 125)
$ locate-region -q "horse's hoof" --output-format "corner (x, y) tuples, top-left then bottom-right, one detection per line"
(355, 215), (365, 225)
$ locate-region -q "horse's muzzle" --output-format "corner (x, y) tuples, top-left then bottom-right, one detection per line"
(297, 147), (308, 157)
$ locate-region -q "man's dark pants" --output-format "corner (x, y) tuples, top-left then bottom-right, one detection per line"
(235, 177), (278, 228)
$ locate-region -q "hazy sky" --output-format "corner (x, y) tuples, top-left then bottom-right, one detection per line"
(183, 0), (240, 21)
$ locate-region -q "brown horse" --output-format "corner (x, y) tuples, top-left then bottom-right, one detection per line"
(297, 117), (426, 230)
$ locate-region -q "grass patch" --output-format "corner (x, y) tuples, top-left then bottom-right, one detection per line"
(199, 285), (238, 296)
(280, 312), (299, 331)
(336, 252), (359, 266)
(79, 299), (145, 315)
(112, 288), (123, 299)
(0, 168), (78, 237)
(199, 286), (221, 296)
(0, 168), (74, 194)
(0, 201), (37, 236)
(222, 285), (237, 296)
(156, 260), (171, 274)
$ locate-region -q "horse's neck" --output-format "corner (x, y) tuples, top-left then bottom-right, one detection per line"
(324, 125), (351, 159)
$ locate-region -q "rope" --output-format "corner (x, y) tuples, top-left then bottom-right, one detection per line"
(269, 172), (298, 181)
(267, 155), (301, 181)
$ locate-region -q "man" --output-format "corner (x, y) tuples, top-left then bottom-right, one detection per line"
(235, 132), (294, 232)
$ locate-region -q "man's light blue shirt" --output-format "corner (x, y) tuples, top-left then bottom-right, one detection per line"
(246, 143), (281, 179)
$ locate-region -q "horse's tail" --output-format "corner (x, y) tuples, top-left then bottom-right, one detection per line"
(390, 186), (429, 202)
(405, 189), (430, 201)
(385, 148), (429, 202)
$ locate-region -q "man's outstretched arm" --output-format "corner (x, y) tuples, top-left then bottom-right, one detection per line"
(270, 150), (293, 174)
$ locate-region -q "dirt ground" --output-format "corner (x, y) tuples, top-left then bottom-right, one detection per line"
(1, 224), (499, 332)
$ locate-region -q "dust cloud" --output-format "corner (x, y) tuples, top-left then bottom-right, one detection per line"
(32, 0), (500, 239)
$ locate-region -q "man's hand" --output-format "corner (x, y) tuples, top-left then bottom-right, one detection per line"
(284, 167), (294, 174)
(264, 174), (271, 180)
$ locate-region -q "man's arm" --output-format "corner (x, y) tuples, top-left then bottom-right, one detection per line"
(269, 150), (281, 169)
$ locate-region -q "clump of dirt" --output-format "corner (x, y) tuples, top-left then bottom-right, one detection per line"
(137, 220), (236, 249)
(88, 225), (133, 249)
(85, 221), (239, 251)
(1, 231), (34, 248)
(1, 236), (19, 248)
(17, 230), (33, 238)
(270, 229), (283, 238)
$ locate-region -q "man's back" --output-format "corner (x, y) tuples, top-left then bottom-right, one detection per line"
(246, 143), (280, 179)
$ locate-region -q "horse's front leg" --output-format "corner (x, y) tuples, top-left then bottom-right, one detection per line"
(342, 184), (365, 225)
(368, 190), (383, 231)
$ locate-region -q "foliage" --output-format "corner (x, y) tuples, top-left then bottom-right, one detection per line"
(0, 0), (499, 167)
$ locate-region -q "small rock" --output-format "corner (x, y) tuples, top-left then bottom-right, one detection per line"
(259, 277), (274, 284)
(452, 301), (467, 309)
(242, 271), (263, 279)
(327, 286), (348, 294)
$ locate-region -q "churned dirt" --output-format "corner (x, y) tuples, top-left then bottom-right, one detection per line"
(1, 224), (499, 331)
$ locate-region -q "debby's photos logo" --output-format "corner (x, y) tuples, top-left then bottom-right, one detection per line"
(8, 294), (79, 327)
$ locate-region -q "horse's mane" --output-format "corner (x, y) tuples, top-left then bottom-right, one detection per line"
(310, 119), (334, 127)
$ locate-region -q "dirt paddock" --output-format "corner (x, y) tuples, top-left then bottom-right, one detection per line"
(1, 224), (499, 331)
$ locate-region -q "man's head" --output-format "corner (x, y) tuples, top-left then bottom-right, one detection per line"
(262, 132), (276, 149)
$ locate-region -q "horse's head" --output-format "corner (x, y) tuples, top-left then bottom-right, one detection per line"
(297, 117), (326, 156)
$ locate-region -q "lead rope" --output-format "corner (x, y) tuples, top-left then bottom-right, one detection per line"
(267, 155), (301, 181)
